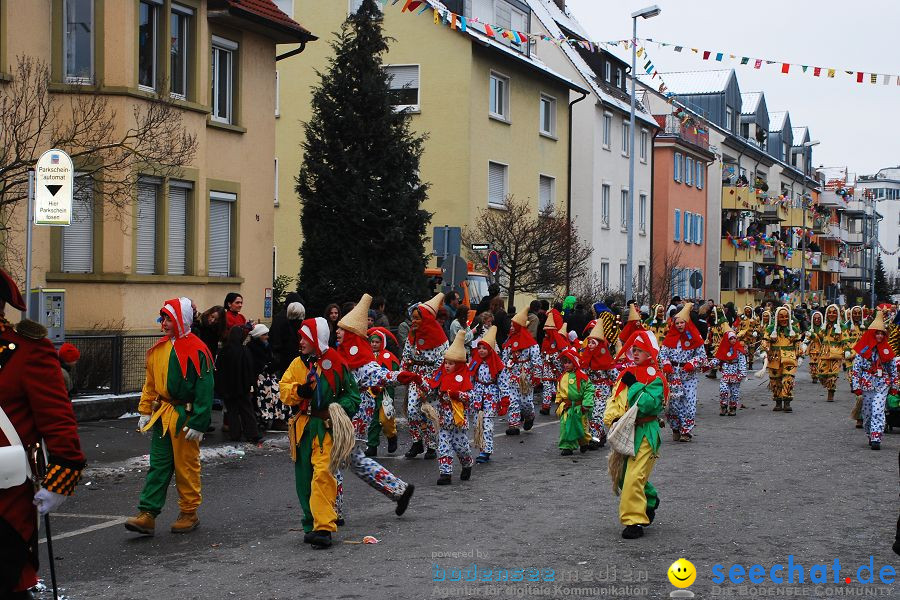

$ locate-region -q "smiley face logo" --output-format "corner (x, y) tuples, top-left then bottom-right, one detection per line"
(667, 558), (696, 588)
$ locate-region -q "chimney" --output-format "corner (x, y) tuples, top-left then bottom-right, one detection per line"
(554, 0), (566, 12)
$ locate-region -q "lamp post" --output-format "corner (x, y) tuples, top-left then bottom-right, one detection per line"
(626, 4), (660, 304)
(798, 140), (820, 305)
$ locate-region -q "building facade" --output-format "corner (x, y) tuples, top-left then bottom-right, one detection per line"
(3, 0), (314, 331)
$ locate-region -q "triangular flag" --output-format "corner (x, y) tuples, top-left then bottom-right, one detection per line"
(883, 74), (890, 85)
(450, 13), (457, 29)
(637, 47), (645, 58)
(483, 23), (495, 37)
(417, 3), (429, 13)
(691, 48), (698, 53)
(802, 65), (808, 73)
(781, 63), (790, 74)
(459, 15), (467, 32)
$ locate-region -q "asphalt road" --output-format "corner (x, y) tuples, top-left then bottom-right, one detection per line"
(32, 369), (899, 599)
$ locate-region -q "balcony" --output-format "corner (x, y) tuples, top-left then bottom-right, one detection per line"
(722, 186), (757, 211)
(720, 238), (755, 263)
(809, 252), (822, 269)
(843, 266), (865, 280)
(844, 231), (864, 244)
(812, 216), (827, 233)
(785, 207), (812, 227)
(762, 247), (777, 263)
(780, 251), (801, 269)
(759, 205), (785, 222)
(660, 114), (710, 150)
(818, 190), (849, 208)
(826, 257), (841, 272)
(843, 200), (868, 215)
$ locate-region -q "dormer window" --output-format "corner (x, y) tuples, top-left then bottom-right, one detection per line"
(604, 61), (611, 83)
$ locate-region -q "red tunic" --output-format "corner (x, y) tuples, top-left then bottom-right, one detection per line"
(0, 320), (85, 592)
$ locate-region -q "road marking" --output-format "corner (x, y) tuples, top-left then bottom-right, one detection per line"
(53, 513), (129, 520)
(39, 517), (128, 544)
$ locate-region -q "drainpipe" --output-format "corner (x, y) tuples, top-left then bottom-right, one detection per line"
(565, 90), (588, 295)
(276, 42), (308, 62)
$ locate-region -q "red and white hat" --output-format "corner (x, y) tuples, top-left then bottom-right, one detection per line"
(559, 347), (582, 369)
(300, 317), (331, 357)
(617, 330), (659, 363)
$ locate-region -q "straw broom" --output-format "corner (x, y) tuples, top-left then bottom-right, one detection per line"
(328, 403), (356, 474)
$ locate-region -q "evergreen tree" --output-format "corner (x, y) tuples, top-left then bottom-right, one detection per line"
(296, 0), (430, 320)
(874, 255), (891, 303)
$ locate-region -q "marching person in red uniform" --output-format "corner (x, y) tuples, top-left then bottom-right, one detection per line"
(0, 269), (86, 598)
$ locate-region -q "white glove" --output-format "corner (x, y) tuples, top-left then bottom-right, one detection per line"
(137, 415), (151, 432)
(33, 488), (67, 515)
(183, 427), (204, 442)
(752, 332), (758, 338)
(844, 351), (852, 359)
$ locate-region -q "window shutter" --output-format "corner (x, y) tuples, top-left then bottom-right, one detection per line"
(674, 209), (681, 241)
(168, 186), (188, 275)
(683, 212), (691, 243)
(697, 216), (704, 245)
(386, 65), (419, 90)
(62, 177), (93, 273)
(539, 175), (553, 211)
(208, 198), (232, 277)
(488, 162), (506, 206)
(135, 181), (158, 274)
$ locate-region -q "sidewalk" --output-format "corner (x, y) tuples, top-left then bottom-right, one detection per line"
(71, 392), (141, 422)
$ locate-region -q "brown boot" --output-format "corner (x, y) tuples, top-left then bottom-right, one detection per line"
(171, 511), (199, 533)
(783, 399), (792, 413)
(826, 390), (835, 402)
(124, 511), (155, 536)
(672, 429), (681, 442)
(773, 400), (783, 412)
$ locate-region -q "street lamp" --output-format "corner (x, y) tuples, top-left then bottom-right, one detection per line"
(798, 140), (820, 305)
(626, 4), (660, 304)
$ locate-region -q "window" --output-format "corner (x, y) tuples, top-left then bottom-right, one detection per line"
(274, 158), (279, 206)
(136, 178), (160, 275)
(489, 72), (509, 121)
(674, 152), (682, 182)
(741, 122), (750, 139)
(600, 262), (609, 289)
(674, 209), (681, 241)
(639, 193), (647, 233)
(619, 264), (627, 291)
(539, 94), (556, 137)
(697, 162), (704, 190)
(349, 0), (382, 14)
(386, 65), (420, 110)
(209, 191), (236, 277)
(601, 184), (610, 227)
(62, 176), (93, 273)
(64, 0), (93, 83)
(170, 4), (192, 98)
(495, 2), (528, 55)
(604, 61), (611, 83)
(697, 215), (704, 245)
(783, 142), (789, 161)
(737, 265), (746, 289)
(685, 157), (693, 186)
(167, 181), (192, 275)
(138, 1), (160, 90)
(488, 161), (507, 208)
(640, 129), (648, 162)
(725, 105), (733, 132)
(211, 36), (238, 124)
(615, 68), (622, 88)
(275, 71), (280, 117)
(620, 190), (628, 230)
(683, 211), (692, 244)
(539, 175), (554, 212)
(602, 113), (612, 149)
(621, 121), (630, 156)
(638, 265), (646, 293)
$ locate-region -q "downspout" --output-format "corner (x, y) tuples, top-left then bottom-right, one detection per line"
(565, 89), (588, 295)
(276, 42), (308, 61)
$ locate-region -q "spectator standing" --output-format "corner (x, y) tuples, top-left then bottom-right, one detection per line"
(450, 305), (473, 356)
(248, 324), (289, 431)
(490, 296), (510, 348)
(324, 303), (341, 348)
(224, 293), (247, 330)
(58, 342), (81, 398)
(195, 305), (226, 358)
(476, 283), (501, 316)
(215, 326), (260, 443)
(371, 296), (391, 328)
(527, 301), (541, 339)
(270, 298), (305, 377)
(443, 291), (461, 337)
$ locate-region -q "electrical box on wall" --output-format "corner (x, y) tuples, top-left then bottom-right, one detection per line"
(29, 289), (65, 345)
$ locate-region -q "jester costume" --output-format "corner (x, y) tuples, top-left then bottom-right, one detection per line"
(805, 311), (824, 380)
(645, 304), (668, 343)
(844, 306), (866, 378)
(618, 304), (646, 349)
(127, 298), (214, 536)
(428, 331), (475, 484)
(761, 306), (803, 412)
(604, 330), (666, 540)
(468, 325), (511, 462)
(583, 311), (620, 447)
(709, 323), (747, 416)
(555, 348), (595, 454)
(814, 304), (848, 401)
(502, 307), (543, 432)
(738, 306), (761, 369)
(658, 303), (707, 441)
(850, 311), (896, 450)
(539, 308), (566, 413)
(279, 317), (360, 547)
(704, 306), (726, 379)
(366, 327), (400, 455)
(402, 294), (447, 459)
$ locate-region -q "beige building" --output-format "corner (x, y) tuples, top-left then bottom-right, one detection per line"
(273, 0), (585, 287)
(2, 0), (314, 332)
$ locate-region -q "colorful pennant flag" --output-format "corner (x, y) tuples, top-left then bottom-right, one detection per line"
(702, 50), (711, 60)
(781, 63), (790, 74)
(754, 59), (762, 69)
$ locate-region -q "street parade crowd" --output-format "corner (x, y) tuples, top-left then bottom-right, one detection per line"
(2, 265), (900, 597)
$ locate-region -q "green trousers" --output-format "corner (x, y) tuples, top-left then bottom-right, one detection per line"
(138, 424), (202, 516)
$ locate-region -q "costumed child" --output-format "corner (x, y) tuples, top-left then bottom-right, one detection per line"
(709, 322), (747, 416)
(501, 307), (542, 434)
(555, 348), (595, 455)
(705, 306), (726, 379)
(759, 306), (803, 413)
(738, 306), (761, 369)
(424, 331), (476, 485)
(805, 311), (824, 382)
(401, 293), (448, 459)
(604, 330), (666, 540)
(845, 306), (866, 427)
(538, 309), (566, 416)
(815, 305), (849, 403)
(850, 310), (896, 450)
(468, 325), (511, 463)
(618, 304), (645, 347)
(582, 310), (621, 449)
(646, 304), (668, 343)
(279, 317), (359, 549)
(334, 296), (416, 520)
(125, 298), (214, 536)
(366, 326), (400, 456)
(658, 303), (707, 442)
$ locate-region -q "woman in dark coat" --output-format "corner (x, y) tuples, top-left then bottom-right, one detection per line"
(215, 326), (260, 443)
(195, 305), (225, 357)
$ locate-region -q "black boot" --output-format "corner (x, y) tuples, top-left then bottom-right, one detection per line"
(423, 447), (437, 459)
(523, 416), (535, 431)
(303, 531), (317, 544)
(870, 440), (881, 451)
(539, 407), (550, 416)
(505, 427), (520, 436)
(310, 531), (332, 549)
(622, 525), (644, 539)
(460, 466), (472, 481)
(561, 448), (574, 456)
(437, 474), (452, 485)
(647, 498), (659, 525)
(387, 436), (398, 453)
(395, 484), (414, 516)
(404, 440), (424, 459)
(579, 444), (589, 453)
(364, 446), (377, 457)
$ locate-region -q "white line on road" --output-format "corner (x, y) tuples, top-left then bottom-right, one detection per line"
(39, 518), (128, 544)
(53, 513), (130, 520)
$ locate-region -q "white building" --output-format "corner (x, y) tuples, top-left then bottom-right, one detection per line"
(857, 167), (900, 279)
(527, 0), (656, 298)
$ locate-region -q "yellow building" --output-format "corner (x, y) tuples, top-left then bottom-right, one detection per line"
(273, 0), (585, 284)
(3, 0), (314, 332)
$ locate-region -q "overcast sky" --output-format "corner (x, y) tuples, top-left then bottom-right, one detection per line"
(565, 0), (899, 178)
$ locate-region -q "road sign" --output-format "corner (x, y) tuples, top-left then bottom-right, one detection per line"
(264, 287), (273, 319)
(487, 250), (500, 274)
(471, 243), (491, 251)
(34, 149), (74, 226)
(441, 254), (468, 298)
(689, 271), (703, 290)
(432, 226), (461, 258)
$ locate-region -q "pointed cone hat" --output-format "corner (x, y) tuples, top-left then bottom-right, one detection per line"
(420, 292), (444, 317)
(479, 325), (498, 349)
(544, 309), (562, 330)
(587, 318), (605, 340)
(512, 306), (529, 328)
(445, 330), (468, 362)
(627, 304), (641, 322)
(675, 302), (693, 322)
(559, 323), (568, 337)
(721, 321), (734, 334)
(867, 310), (887, 332)
(337, 293), (372, 338)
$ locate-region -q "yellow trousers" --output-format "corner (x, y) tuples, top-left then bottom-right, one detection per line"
(380, 405), (397, 438)
(295, 432), (338, 533)
(619, 438), (658, 526)
(138, 425), (201, 515)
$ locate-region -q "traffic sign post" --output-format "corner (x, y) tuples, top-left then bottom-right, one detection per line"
(689, 271), (703, 291)
(487, 250), (500, 275)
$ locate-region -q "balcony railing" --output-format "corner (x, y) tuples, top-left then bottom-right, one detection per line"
(661, 115), (710, 150)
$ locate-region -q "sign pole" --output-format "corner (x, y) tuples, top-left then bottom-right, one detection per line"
(24, 169), (35, 319)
